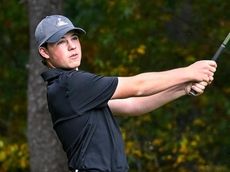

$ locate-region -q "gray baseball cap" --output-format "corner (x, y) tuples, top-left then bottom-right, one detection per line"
(35, 15), (86, 48)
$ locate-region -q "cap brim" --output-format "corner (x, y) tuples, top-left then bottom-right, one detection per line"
(46, 26), (86, 43)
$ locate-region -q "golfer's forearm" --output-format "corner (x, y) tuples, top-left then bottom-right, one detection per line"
(133, 67), (190, 96)
(130, 85), (186, 116)
(110, 84), (186, 116)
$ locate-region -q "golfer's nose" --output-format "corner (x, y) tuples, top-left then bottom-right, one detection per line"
(68, 40), (76, 50)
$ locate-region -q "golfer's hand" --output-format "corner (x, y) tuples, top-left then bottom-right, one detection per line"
(186, 60), (217, 82)
(185, 81), (209, 96)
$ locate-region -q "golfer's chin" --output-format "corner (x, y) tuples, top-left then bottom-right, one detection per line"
(67, 61), (81, 69)
(50, 60), (81, 69)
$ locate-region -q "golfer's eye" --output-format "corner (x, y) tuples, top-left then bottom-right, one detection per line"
(57, 39), (66, 45)
(72, 35), (79, 40)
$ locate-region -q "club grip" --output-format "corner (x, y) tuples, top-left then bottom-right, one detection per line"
(189, 89), (198, 96)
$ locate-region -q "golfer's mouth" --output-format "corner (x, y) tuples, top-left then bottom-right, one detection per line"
(70, 53), (78, 59)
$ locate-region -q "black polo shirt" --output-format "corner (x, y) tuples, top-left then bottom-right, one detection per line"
(41, 68), (129, 172)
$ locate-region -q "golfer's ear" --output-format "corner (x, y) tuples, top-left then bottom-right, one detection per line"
(39, 47), (50, 59)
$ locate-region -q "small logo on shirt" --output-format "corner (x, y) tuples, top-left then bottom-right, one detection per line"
(56, 18), (68, 27)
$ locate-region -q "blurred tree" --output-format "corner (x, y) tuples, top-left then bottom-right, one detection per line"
(27, 0), (68, 172)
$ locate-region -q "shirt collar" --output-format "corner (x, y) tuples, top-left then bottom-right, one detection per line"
(41, 68), (71, 81)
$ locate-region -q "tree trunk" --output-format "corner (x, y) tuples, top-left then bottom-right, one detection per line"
(27, 0), (69, 172)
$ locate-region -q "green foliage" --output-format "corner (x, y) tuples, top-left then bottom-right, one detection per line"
(0, 138), (29, 172)
(122, 94), (230, 171)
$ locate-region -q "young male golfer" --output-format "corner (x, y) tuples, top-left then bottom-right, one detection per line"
(35, 15), (217, 172)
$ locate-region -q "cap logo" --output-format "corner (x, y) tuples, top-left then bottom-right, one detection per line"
(56, 18), (68, 27)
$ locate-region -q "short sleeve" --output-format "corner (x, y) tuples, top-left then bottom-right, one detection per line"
(66, 70), (118, 113)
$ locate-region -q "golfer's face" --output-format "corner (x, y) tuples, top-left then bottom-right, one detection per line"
(46, 31), (82, 69)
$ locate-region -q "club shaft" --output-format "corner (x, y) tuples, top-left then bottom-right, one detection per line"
(223, 32), (230, 45)
(212, 44), (225, 61)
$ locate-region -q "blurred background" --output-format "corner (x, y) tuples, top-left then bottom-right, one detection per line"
(0, 0), (230, 171)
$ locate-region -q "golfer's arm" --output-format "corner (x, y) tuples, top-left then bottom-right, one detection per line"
(111, 67), (190, 99)
(109, 84), (187, 116)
